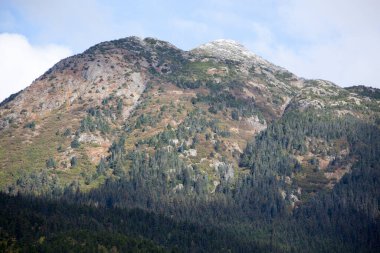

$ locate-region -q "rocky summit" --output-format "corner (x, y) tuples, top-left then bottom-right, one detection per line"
(0, 36), (379, 252)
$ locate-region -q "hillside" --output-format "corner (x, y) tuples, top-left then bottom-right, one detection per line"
(0, 36), (379, 252)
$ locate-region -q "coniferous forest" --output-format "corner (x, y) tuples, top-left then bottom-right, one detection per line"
(1, 109), (379, 252)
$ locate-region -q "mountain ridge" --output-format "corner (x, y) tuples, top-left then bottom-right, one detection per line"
(2, 36), (378, 113)
(0, 36), (378, 188)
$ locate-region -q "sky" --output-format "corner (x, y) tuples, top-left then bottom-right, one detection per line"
(0, 0), (379, 101)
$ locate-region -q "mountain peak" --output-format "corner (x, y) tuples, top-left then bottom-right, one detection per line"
(200, 39), (248, 50)
(191, 39), (275, 68)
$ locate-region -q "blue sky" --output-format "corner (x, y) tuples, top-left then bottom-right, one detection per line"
(0, 0), (379, 101)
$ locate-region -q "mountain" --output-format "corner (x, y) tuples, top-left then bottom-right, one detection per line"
(0, 36), (379, 252)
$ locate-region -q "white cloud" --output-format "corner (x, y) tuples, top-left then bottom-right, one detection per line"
(278, 0), (380, 41)
(0, 33), (72, 102)
(246, 0), (380, 88)
(2, 0), (379, 90)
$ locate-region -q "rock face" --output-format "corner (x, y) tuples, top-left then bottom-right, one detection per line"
(192, 39), (273, 66)
(0, 36), (379, 195)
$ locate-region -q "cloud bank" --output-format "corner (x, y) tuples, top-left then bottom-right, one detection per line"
(0, 0), (379, 102)
(265, 0), (380, 88)
(0, 33), (72, 102)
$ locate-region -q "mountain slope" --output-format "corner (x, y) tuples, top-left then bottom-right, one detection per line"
(0, 36), (379, 252)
